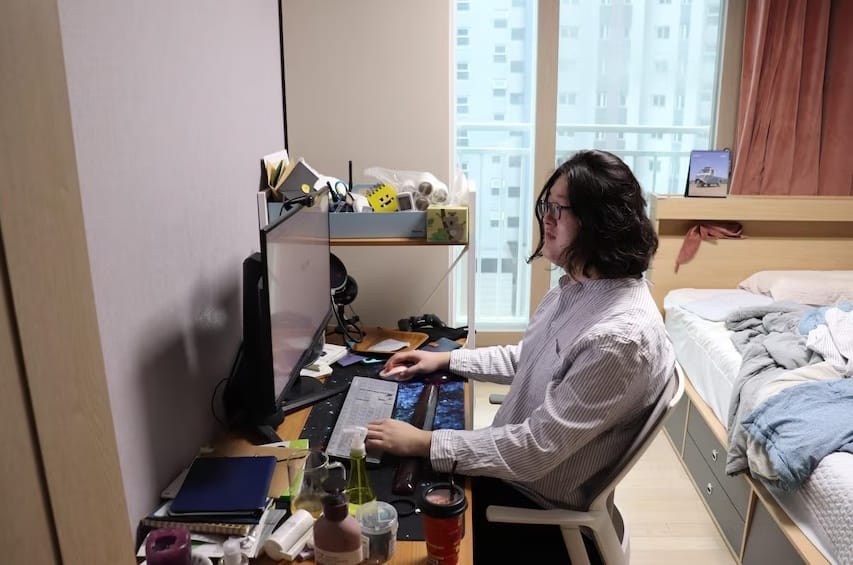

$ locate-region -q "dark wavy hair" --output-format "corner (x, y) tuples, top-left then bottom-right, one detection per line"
(528, 150), (658, 278)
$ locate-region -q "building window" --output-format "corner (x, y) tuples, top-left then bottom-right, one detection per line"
(600, 24), (609, 40)
(481, 258), (498, 273)
(652, 94), (666, 106)
(511, 27), (525, 41)
(655, 60), (668, 73)
(491, 155), (502, 164)
(676, 94), (685, 110)
(492, 88), (507, 97)
(680, 23), (689, 40)
(597, 91), (607, 107)
(657, 26), (670, 39)
(494, 113), (505, 121)
(457, 132), (469, 147)
(456, 96), (469, 114)
(674, 133), (683, 142)
(458, 1), (470, 11)
(617, 132), (625, 140)
(507, 216), (520, 228)
(648, 159), (661, 171)
(510, 60), (525, 73)
(507, 186), (521, 198)
(494, 45), (507, 63)
(456, 63), (469, 80)
(651, 132), (664, 139)
(457, 28), (470, 46)
(509, 156), (522, 167)
(595, 131), (606, 141)
(494, 18), (508, 29)
(510, 92), (524, 105)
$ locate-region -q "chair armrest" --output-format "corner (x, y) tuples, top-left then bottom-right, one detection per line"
(486, 505), (596, 527)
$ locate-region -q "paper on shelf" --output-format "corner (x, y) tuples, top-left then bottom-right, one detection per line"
(369, 338), (410, 352)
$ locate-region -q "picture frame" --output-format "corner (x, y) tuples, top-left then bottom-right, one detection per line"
(685, 149), (731, 197)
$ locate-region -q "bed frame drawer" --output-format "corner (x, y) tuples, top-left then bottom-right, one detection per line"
(664, 392), (689, 453)
(742, 501), (806, 565)
(684, 434), (745, 556)
(686, 407), (751, 520)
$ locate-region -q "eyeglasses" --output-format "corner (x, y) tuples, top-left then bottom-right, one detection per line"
(536, 200), (572, 220)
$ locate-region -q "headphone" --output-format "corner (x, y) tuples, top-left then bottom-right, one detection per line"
(330, 253), (363, 342)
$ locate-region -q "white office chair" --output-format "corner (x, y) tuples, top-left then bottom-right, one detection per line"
(486, 363), (685, 565)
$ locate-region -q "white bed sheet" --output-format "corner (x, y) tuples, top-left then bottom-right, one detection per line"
(664, 289), (851, 565)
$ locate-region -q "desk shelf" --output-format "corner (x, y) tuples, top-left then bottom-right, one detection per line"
(330, 238), (466, 246)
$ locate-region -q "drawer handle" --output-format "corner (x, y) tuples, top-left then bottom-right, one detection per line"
(706, 483), (713, 495)
(711, 449), (719, 462)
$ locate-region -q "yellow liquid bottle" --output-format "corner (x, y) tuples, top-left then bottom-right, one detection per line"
(345, 427), (376, 515)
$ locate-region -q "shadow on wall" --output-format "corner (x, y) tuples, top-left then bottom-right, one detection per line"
(136, 276), (241, 516)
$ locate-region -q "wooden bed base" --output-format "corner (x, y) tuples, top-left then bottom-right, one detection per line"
(649, 195), (853, 565)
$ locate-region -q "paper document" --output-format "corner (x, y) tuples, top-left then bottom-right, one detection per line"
(370, 338), (411, 353)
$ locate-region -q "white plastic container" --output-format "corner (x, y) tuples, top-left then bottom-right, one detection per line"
(263, 509), (315, 560)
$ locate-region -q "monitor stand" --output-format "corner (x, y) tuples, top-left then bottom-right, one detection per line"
(249, 411), (285, 445)
(281, 375), (350, 415)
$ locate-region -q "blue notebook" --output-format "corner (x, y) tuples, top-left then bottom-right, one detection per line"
(169, 456), (276, 517)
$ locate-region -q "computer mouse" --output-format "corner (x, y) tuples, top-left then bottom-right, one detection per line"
(378, 365), (412, 382)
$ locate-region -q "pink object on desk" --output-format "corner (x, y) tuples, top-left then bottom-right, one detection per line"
(145, 528), (192, 565)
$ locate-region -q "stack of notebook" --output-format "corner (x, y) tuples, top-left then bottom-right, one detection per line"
(141, 456), (277, 536)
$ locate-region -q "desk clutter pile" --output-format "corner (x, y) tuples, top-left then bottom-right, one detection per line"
(137, 352), (468, 564)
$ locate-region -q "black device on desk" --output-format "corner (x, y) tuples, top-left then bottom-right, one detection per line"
(224, 186), (348, 444)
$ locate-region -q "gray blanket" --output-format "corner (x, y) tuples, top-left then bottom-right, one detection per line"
(724, 302), (823, 475)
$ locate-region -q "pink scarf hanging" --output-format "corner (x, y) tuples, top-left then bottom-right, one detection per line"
(675, 222), (744, 273)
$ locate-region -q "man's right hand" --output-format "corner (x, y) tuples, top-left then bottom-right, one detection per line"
(381, 350), (451, 381)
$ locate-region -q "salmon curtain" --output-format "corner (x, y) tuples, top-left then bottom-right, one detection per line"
(730, 0), (853, 195)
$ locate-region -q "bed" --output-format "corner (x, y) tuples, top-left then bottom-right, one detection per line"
(649, 195), (853, 565)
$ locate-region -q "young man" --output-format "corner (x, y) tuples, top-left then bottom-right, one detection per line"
(367, 150), (675, 562)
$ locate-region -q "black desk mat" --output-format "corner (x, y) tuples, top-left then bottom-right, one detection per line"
(298, 366), (466, 541)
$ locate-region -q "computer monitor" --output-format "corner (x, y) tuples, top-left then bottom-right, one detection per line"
(225, 187), (345, 443)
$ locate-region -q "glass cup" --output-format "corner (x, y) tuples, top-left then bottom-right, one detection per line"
(418, 483), (468, 565)
(289, 450), (345, 519)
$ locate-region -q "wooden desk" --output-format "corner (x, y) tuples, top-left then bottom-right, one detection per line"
(224, 385), (474, 565)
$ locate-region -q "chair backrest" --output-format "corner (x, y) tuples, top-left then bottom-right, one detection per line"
(586, 362), (685, 511)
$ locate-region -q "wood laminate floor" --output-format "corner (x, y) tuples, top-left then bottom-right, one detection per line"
(472, 381), (737, 565)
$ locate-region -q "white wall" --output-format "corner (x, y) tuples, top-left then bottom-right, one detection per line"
(282, 0), (454, 328)
(57, 0), (284, 530)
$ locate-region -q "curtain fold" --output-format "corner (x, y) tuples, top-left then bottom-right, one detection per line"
(731, 0), (852, 196)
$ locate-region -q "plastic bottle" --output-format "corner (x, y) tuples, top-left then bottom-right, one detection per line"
(345, 426), (376, 515)
(222, 538), (248, 565)
(314, 477), (363, 565)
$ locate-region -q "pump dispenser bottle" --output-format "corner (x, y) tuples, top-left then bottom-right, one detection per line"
(314, 477), (363, 565)
(346, 426), (376, 515)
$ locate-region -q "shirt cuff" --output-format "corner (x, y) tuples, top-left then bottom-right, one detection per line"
(429, 429), (456, 473)
(448, 348), (476, 375)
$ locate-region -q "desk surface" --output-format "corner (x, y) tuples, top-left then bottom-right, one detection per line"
(231, 382), (475, 565)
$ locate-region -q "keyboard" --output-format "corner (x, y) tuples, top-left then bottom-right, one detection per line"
(325, 376), (398, 464)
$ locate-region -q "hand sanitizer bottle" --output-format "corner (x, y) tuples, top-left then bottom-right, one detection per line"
(345, 426), (376, 515)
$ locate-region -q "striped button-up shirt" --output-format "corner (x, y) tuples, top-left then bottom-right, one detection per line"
(430, 276), (675, 509)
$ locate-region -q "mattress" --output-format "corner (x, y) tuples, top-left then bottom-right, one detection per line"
(664, 289), (852, 565)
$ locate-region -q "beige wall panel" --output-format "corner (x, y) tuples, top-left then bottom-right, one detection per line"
(0, 1), (134, 562)
(283, 0), (453, 327)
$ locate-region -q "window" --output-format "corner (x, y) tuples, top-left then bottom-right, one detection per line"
(454, 0), (727, 330)
(457, 63), (469, 80)
(494, 45), (507, 63)
(456, 96), (469, 114)
(458, 28), (470, 46)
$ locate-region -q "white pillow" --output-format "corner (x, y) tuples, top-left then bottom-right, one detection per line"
(680, 290), (774, 321)
(738, 270), (853, 306)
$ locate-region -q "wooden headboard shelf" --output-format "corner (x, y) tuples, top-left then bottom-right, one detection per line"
(648, 195), (853, 308)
